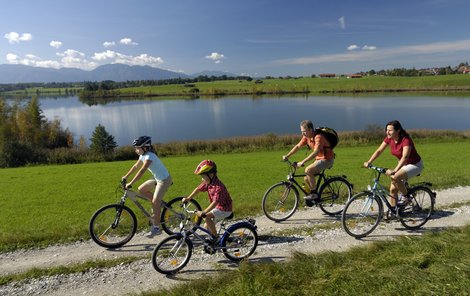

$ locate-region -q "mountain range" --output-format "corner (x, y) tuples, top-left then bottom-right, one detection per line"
(0, 64), (237, 84)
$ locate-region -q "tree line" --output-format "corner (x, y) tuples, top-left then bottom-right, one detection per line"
(0, 97), (121, 167)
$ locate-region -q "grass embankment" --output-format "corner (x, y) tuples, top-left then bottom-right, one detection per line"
(100, 75), (470, 98)
(145, 225), (470, 296)
(1, 140), (470, 252)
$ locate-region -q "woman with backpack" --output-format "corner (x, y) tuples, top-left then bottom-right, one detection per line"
(282, 120), (336, 205)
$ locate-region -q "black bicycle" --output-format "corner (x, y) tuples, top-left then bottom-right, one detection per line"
(262, 159), (353, 222)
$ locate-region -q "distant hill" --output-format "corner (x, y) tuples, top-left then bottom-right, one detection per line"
(190, 70), (238, 77)
(0, 64), (190, 83)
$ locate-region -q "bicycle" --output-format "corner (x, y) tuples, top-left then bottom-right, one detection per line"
(89, 179), (203, 248)
(341, 164), (436, 239)
(262, 159), (353, 222)
(151, 203), (258, 275)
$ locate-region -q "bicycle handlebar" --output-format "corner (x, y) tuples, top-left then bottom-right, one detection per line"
(366, 164), (387, 174)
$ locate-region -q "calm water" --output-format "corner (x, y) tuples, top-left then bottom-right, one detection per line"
(38, 95), (470, 146)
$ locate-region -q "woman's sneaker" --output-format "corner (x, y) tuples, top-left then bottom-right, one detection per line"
(145, 226), (162, 238)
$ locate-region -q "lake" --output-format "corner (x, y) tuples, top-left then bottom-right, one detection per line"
(38, 95), (470, 146)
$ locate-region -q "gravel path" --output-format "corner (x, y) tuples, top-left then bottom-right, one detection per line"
(1, 186), (470, 296)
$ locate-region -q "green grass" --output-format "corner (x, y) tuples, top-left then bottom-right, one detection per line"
(0, 141), (469, 252)
(143, 225), (470, 296)
(114, 75), (470, 97)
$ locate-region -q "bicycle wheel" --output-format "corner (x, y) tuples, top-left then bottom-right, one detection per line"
(89, 204), (137, 248)
(221, 224), (258, 262)
(161, 197), (202, 235)
(399, 186), (435, 229)
(342, 191), (382, 239)
(318, 177), (353, 216)
(262, 182), (299, 222)
(151, 234), (193, 275)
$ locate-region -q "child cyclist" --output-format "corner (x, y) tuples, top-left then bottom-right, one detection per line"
(182, 160), (233, 240)
(122, 136), (172, 237)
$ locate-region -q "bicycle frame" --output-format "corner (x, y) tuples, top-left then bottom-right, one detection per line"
(283, 160), (328, 195)
(178, 205), (256, 252)
(367, 168), (396, 212)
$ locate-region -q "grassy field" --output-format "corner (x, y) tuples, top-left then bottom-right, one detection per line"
(114, 75), (470, 97)
(145, 224), (470, 296)
(1, 140), (470, 252)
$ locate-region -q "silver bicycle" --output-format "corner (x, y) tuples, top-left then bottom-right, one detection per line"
(89, 180), (202, 248)
(341, 164), (436, 239)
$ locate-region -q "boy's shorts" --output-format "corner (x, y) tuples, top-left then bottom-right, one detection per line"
(210, 208), (233, 223)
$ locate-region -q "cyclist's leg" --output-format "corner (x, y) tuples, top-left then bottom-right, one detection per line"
(395, 161), (424, 204)
(390, 170), (407, 206)
(206, 209), (232, 237)
(151, 176), (173, 226)
(305, 159), (333, 195)
(138, 180), (155, 202)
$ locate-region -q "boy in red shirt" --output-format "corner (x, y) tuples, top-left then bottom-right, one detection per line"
(182, 160), (233, 238)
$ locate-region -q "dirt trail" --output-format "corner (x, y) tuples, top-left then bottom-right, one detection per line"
(1, 186), (470, 296)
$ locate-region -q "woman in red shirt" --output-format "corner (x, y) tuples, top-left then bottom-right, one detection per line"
(364, 120), (424, 207)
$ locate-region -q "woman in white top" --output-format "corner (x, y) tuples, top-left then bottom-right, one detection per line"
(122, 136), (172, 237)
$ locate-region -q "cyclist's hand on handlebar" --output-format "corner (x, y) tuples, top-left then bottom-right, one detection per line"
(181, 197), (189, 204)
(297, 161), (305, 168)
(282, 155), (288, 161)
(363, 162), (370, 168)
(125, 183), (133, 189)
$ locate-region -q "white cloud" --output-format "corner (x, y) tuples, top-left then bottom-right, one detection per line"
(4, 32), (32, 44)
(362, 45), (377, 51)
(6, 52), (61, 68)
(338, 16), (345, 29)
(50, 41), (63, 49)
(56, 49), (97, 69)
(347, 45), (359, 51)
(205, 52), (226, 63)
(103, 41), (116, 48)
(275, 39), (470, 65)
(6, 53), (19, 63)
(92, 50), (164, 67)
(120, 38), (138, 46)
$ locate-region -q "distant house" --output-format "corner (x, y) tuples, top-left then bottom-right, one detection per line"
(347, 74), (362, 79)
(463, 67), (470, 74)
(319, 73), (336, 78)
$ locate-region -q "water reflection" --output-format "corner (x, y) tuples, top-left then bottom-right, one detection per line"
(39, 95), (470, 146)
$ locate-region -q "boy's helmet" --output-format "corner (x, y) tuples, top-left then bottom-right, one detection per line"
(194, 160), (217, 175)
(132, 136), (152, 147)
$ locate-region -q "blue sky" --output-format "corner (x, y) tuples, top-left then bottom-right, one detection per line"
(2, 0), (470, 77)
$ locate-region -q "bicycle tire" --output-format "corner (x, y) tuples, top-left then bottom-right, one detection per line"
(151, 234), (193, 275)
(221, 223), (258, 262)
(399, 186), (435, 229)
(89, 204), (137, 248)
(342, 191), (382, 239)
(261, 182), (299, 222)
(318, 177), (353, 216)
(160, 197), (202, 235)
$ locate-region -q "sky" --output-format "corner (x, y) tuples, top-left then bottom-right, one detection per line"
(1, 0), (470, 77)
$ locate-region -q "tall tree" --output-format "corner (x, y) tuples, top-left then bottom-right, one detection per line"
(89, 124), (117, 154)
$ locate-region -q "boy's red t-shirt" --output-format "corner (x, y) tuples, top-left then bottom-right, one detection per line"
(197, 177), (232, 212)
(383, 136), (421, 165)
